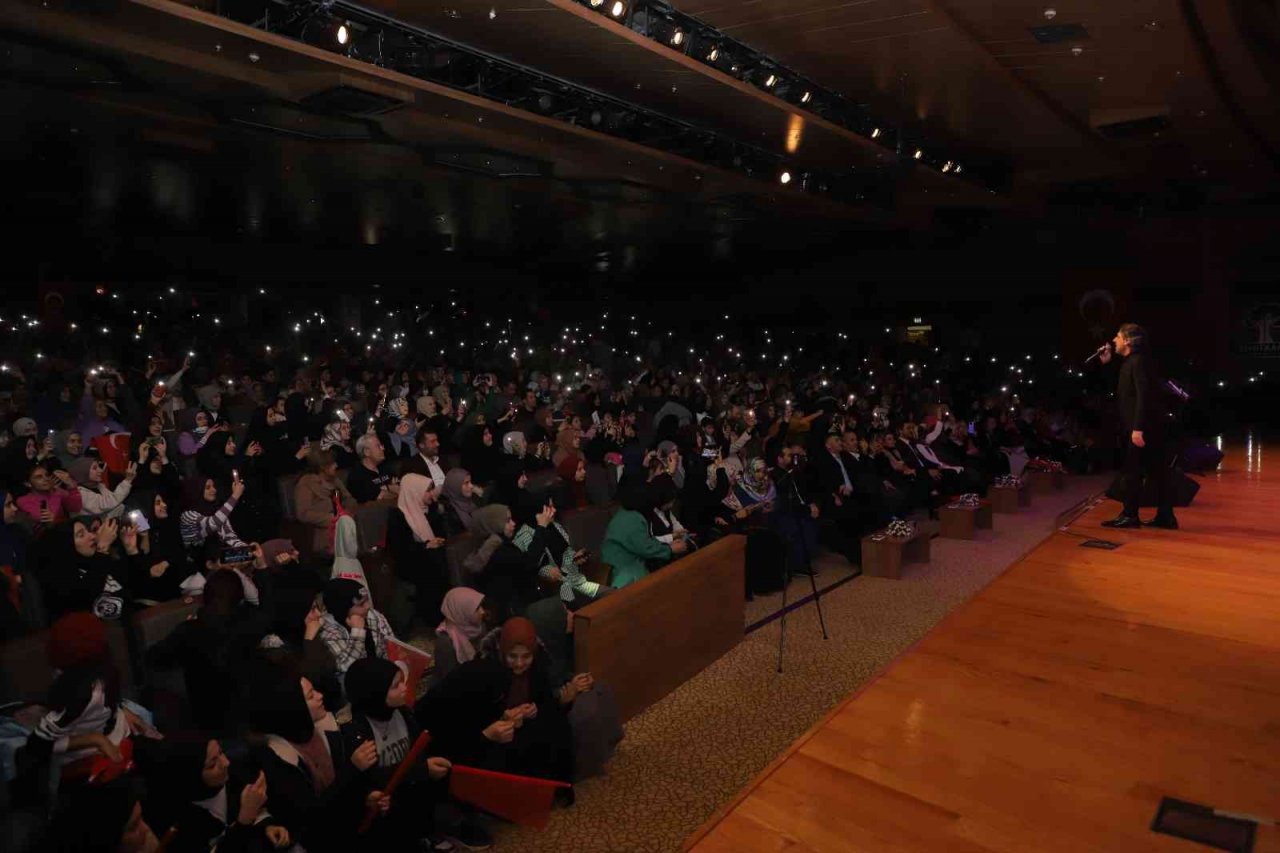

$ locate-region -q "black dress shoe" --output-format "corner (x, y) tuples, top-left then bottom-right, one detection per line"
(1101, 515), (1142, 529)
(1144, 514), (1179, 530)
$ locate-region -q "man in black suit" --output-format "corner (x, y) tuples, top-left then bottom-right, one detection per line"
(771, 444), (821, 575)
(1100, 323), (1177, 529)
(812, 432), (868, 563)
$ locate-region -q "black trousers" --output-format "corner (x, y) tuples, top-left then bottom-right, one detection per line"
(1121, 432), (1173, 517)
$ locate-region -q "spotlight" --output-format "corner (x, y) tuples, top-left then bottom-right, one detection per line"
(706, 45), (719, 61)
(609, 0), (625, 17)
(590, 0), (604, 6)
(871, 127), (882, 139)
(670, 29), (684, 46)
(779, 171), (792, 185)
(337, 23), (350, 45)
(941, 160), (953, 172)
(913, 149), (923, 160)
(800, 91), (812, 103)
(954, 164), (963, 174)
(764, 73), (778, 88)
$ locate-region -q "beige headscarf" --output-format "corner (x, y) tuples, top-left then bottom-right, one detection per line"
(396, 473), (437, 543)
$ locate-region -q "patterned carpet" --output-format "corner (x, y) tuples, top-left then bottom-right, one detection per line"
(488, 478), (1107, 853)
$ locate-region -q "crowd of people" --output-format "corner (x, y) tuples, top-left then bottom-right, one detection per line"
(0, 304), (1109, 852)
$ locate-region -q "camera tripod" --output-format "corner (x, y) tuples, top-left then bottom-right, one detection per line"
(773, 466), (829, 673)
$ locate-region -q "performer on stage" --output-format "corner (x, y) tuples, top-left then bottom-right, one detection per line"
(1099, 323), (1178, 529)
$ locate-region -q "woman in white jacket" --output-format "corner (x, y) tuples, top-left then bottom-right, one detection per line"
(68, 457), (135, 521)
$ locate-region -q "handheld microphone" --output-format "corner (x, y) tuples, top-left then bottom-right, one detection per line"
(1084, 343), (1111, 364)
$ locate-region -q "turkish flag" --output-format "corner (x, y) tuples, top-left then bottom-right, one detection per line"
(91, 433), (133, 475)
(448, 765), (570, 829)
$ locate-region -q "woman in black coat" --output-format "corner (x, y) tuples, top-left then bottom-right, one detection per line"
(197, 431), (279, 546)
(385, 473), (450, 629)
(146, 571), (268, 733)
(245, 402), (309, 478)
(460, 425), (502, 490)
(462, 504), (549, 617)
(417, 617), (573, 792)
(139, 735), (291, 853)
(37, 519), (130, 621)
(341, 657), (463, 848)
(247, 666), (385, 851)
(124, 490), (189, 603)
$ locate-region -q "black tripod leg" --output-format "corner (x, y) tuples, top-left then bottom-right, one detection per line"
(799, 520), (829, 641)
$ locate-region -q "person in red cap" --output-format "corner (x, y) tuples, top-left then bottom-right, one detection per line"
(26, 613), (157, 788)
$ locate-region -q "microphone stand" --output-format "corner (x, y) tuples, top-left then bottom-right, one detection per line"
(773, 463), (829, 674)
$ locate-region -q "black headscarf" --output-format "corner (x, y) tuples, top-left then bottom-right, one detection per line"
(524, 596), (573, 687)
(248, 667), (315, 745)
(460, 426), (501, 486)
(183, 475), (223, 515)
(131, 489), (185, 567)
(141, 733), (223, 809)
(491, 458), (527, 508)
(196, 431), (238, 483)
(648, 473), (678, 511)
(321, 578), (364, 626)
(618, 478), (654, 514)
(344, 657), (400, 723)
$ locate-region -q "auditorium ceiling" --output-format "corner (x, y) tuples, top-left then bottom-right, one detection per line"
(0, 0), (1277, 272)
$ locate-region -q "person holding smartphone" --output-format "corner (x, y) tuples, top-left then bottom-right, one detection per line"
(16, 462), (84, 526)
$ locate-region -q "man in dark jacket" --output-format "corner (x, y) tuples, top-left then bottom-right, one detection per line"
(1100, 323), (1177, 529)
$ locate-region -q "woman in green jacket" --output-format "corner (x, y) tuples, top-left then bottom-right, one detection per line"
(601, 480), (688, 588)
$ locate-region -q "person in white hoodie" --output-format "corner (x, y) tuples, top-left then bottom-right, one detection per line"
(68, 457), (135, 521)
(330, 514), (368, 588)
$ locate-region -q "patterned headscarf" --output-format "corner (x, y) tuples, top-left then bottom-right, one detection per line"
(319, 422), (351, 453)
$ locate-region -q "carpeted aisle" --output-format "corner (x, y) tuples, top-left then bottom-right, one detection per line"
(489, 476), (1107, 852)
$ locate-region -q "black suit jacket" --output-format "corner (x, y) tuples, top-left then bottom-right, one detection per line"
(813, 451), (855, 504)
(1117, 351), (1162, 433)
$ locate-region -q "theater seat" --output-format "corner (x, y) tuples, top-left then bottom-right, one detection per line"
(445, 533), (481, 588)
(0, 622), (132, 706)
(353, 499), (395, 553)
(132, 596), (202, 652)
(277, 473), (301, 521)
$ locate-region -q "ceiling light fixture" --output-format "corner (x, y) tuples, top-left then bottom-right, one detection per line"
(706, 45), (719, 61)
(609, 0), (626, 17)
(953, 164), (963, 174)
(941, 160), (954, 172)
(337, 23), (350, 45)
(589, 0), (604, 6)
(670, 29), (684, 46)
(1043, 7), (1056, 19)
(800, 91), (812, 103)
(913, 148), (923, 160)
(779, 171), (792, 185)
(871, 127), (882, 139)
(1071, 45), (1083, 56)
(764, 73), (779, 88)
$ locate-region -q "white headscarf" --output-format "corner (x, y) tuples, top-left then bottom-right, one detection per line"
(396, 473), (437, 543)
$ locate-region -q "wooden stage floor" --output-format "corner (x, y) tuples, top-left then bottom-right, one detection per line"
(685, 439), (1280, 852)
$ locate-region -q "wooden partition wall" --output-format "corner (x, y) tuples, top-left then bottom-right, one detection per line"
(574, 534), (746, 722)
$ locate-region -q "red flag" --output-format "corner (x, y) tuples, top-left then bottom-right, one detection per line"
(91, 433), (132, 475)
(386, 638), (433, 700)
(358, 731), (432, 834)
(448, 765), (570, 829)
(66, 737), (134, 784)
